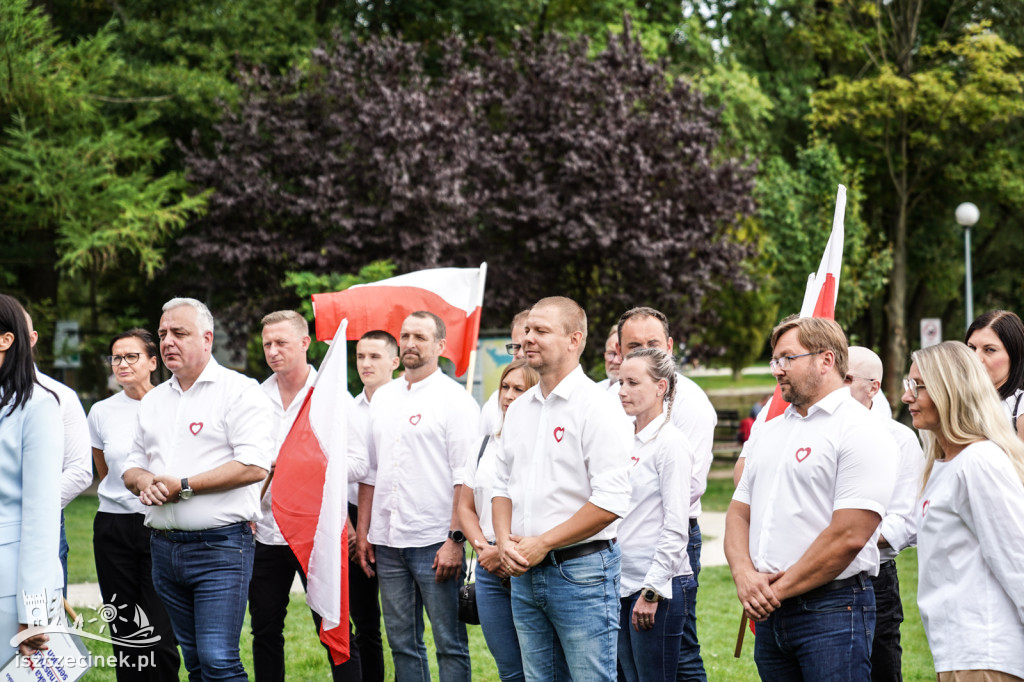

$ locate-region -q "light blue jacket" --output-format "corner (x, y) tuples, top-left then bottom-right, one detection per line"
(0, 388), (64, 650)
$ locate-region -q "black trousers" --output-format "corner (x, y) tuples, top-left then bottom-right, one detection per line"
(348, 504), (385, 682)
(92, 512), (180, 682)
(871, 559), (904, 682)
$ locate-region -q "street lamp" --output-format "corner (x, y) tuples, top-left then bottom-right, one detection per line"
(956, 202), (980, 330)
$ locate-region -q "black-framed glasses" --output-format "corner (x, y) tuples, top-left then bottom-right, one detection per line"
(902, 377), (926, 399)
(769, 350), (824, 372)
(604, 351), (618, 360)
(505, 343), (521, 356)
(107, 353), (142, 366)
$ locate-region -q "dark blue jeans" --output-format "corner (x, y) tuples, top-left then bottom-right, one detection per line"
(59, 512), (68, 593)
(754, 578), (876, 682)
(151, 522), (255, 681)
(677, 520), (706, 681)
(618, 575), (692, 682)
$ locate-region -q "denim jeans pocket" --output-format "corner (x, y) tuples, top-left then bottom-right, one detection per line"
(203, 536), (246, 553)
(558, 554), (607, 587)
(801, 592), (858, 614)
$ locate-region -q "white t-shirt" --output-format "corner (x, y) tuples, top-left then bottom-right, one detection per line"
(618, 414), (693, 598)
(463, 434), (501, 543)
(877, 413), (925, 562)
(479, 389), (502, 437)
(493, 365), (633, 544)
(1001, 388), (1024, 428)
(124, 358), (274, 531)
(88, 391), (146, 514)
(734, 387), (898, 579)
(255, 366), (317, 545)
(37, 370), (91, 508)
(366, 368), (480, 548)
(917, 440), (1024, 678)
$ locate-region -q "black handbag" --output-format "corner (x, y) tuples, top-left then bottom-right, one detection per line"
(457, 435), (490, 625)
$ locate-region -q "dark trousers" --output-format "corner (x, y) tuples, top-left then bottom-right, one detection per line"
(871, 560), (904, 682)
(93, 512), (180, 682)
(348, 504), (385, 682)
(249, 542), (360, 681)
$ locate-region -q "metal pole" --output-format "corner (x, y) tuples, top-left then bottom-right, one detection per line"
(965, 226), (974, 330)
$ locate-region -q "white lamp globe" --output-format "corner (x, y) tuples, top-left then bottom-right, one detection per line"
(955, 202), (980, 227)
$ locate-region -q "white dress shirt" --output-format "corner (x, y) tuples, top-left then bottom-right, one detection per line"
(124, 358), (274, 531)
(348, 391), (372, 507)
(366, 368), (480, 548)
(618, 414), (693, 598)
(877, 413), (925, 562)
(464, 434), (501, 543)
(492, 365), (633, 544)
(670, 372), (717, 518)
(88, 391), (146, 514)
(917, 440), (1024, 678)
(37, 370), (91, 508)
(734, 387), (897, 579)
(479, 389), (502, 437)
(595, 378), (620, 395)
(255, 366), (317, 545)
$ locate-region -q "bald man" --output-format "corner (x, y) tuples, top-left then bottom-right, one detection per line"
(845, 346), (925, 682)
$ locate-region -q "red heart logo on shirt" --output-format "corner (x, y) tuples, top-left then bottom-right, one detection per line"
(189, 422), (203, 436)
(630, 456), (639, 466)
(795, 447), (811, 462)
(922, 500), (930, 516)
(553, 426), (565, 443)
(409, 414), (421, 426)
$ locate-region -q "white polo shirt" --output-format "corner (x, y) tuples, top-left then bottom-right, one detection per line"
(877, 412), (925, 562)
(618, 414), (693, 598)
(917, 440), (1024, 678)
(733, 387), (897, 579)
(37, 370), (91, 508)
(671, 372), (717, 518)
(88, 391), (147, 514)
(492, 365), (633, 544)
(255, 366), (317, 545)
(125, 358), (274, 531)
(366, 368), (480, 548)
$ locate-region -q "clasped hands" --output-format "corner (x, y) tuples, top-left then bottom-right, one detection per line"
(137, 474), (182, 506)
(496, 535), (550, 578)
(735, 568), (786, 622)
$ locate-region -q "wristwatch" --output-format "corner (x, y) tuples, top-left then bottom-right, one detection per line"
(179, 478), (195, 501)
(642, 588), (662, 603)
(447, 530), (466, 543)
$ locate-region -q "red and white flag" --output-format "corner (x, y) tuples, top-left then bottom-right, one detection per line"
(272, 319), (351, 665)
(764, 184), (847, 421)
(312, 264), (487, 376)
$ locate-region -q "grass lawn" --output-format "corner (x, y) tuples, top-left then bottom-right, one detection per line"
(689, 374), (778, 392)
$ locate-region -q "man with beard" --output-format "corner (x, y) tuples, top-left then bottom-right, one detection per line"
(357, 312), (480, 682)
(724, 316), (897, 681)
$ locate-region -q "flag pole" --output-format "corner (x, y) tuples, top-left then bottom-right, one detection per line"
(463, 263), (487, 394)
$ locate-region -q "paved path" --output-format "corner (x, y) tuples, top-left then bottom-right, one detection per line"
(67, 511), (729, 607)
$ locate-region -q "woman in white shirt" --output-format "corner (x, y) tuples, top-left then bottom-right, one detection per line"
(87, 329), (180, 680)
(965, 309), (1024, 439)
(902, 340), (1024, 681)
(457, 359), (538, 682)
(616, 349), (696, 682)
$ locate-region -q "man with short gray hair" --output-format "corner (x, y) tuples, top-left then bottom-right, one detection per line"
(123, 297), (274, 681)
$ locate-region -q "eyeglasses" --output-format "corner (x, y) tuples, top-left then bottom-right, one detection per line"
(604, 351), (618, 360)
(107, 353), (142, 366)
(769, 350), (824, 372)
(505, 343), (521, 356)
(902, 377), (926, 399)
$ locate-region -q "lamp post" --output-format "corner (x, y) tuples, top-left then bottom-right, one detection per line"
(956, 202), (980, 330)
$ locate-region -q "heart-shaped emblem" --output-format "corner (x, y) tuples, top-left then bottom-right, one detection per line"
(553, 426), (565, 443)
(795, 447), (811, 462)
(922, 500), (930, 516)
(630, 456), (639, 466)
(409, 414), (421, 426)
(189, 422), (203, 436)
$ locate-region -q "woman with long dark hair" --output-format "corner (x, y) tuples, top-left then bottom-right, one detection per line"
(965, 309), (1024, 439)
(0, 294), (63, 659)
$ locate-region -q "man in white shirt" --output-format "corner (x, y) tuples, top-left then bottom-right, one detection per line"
(357, 312), (479, 682)
(493, 296), (633, 682)
(24, 310), (91, 590)
(479, 309), (530, 435)
(616, 306), (716, 680)
(594, 325), (622, 395)
(725, 316), (898, 681)
(123, 297), (274, 682)
(845, 346), (924, 682)
(349, 329), (401, 682)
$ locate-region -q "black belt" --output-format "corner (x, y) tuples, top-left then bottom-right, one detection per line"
(151, 521), (251, 543)
(689, 518), (699, 529)
(797, 571), (870, 602)
(538, 539), (615, 567)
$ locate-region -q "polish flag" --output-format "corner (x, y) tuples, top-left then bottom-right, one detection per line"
(272, 320), (352, 665)
(312, 264), (487, 376)
(764, 184), (847, 421)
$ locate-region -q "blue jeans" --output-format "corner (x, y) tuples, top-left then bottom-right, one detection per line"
(754, 578), (876, 682)
(150, 522), (255, 681)
(59, 512), (68, 593)
(677, 521), (706, 681)
(476, 564), (525, 682)
(511, 542), (621, 682)
(618, 575), (692, 682)
(375, 543), (470, 682)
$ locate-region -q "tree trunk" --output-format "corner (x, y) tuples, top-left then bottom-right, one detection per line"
(883, 192), (909, 414)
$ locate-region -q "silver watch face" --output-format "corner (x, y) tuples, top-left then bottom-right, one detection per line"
(180, 488), (194, 500)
